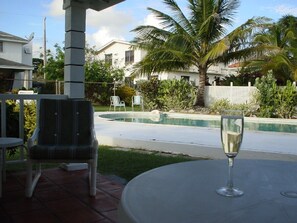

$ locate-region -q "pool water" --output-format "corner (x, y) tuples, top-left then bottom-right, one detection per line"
(108, 115), (297, 134)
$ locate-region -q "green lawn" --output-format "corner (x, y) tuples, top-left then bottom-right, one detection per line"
(93, 104), (143, 112)
(98, 146), (204, 181)
(6, 146), (205, 182)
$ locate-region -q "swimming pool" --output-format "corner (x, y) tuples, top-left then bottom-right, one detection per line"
(99, 112), (297, 134)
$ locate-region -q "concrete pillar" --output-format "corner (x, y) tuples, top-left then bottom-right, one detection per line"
(63, 1), (86, 98)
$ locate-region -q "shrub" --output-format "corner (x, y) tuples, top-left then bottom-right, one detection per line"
(254, 74), (278, 118)
(274, 81), (297, 119)
(255, 74), (297, 118)
(0, 100), (19, 137)
(158, 79), (196, 111)
(0, 101), (37, 141)
(138, 79), (196, 111)
(209, 99), (256, 116)
(138, 78), (161, 110)
(116, 85), (136, 105)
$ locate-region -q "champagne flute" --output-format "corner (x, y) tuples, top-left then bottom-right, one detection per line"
(216, 110), (244, 197)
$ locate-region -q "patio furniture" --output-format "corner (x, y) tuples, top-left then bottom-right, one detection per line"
(0, 137), (24, 197)
(25, 99), (98, 198)
(131, 95), (144, 111)
(18, 90), (37, 104)
(110, 96), (126, 111)
(118, 159), (297, 223)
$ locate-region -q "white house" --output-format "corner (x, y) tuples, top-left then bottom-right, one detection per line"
(96, 40), (239, 85)
(0, 31), (34, 92)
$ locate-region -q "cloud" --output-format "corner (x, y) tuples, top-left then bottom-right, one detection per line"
(86, 7), (133, 47)
(273, 4), (297, 16)
(86, 27), (125, 48)
(45, 0), (134, 48)
(46, 0), (64, 17)
(143, 13), (163, 28)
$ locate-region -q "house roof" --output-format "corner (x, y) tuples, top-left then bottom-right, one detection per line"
(228, 62), (241, 68)
(0, 58), (33, 70)
(97, 40), (134, 53)
(0, 31), (28, 44)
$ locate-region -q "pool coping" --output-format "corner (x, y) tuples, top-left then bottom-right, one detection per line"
(95, 112), (297, 161)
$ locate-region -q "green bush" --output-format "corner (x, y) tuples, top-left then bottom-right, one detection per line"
(158, 79), (196, 111)
(0, 100), (19, 137)
(116, 85), (136, 105)
(138, 78), (161, 110)
(21, 102), (37, 140)
(85, 82), (113, 105)
(209, 99), (256, 116)
(138, 79), (196, 111)
(274, 81), (297, 119)
(255, 74), (297, 118)
(254, 74), (278, 118)
(0, 101), (36, 141)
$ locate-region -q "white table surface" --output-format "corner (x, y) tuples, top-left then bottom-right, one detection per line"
(118, 159), (297, 223)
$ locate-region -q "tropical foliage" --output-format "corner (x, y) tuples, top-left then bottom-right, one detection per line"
(243, 15), (297, 84)
(138, 79), (196, 111)
(255, 74), (297, 118)
(209, 99), (257, 116)
(131, 0), (269, 106)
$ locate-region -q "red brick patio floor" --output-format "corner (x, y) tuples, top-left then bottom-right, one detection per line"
(0, 168), (125, 223)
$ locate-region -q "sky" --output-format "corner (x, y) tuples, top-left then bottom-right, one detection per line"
(1, 0), (297, 58)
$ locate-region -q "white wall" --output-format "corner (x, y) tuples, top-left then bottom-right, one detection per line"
(1, 38), (33, 89)
(204, 85), (258, 107)
(1, 42), (23, 62)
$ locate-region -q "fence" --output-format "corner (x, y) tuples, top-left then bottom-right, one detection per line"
(204, 83), (258, 107)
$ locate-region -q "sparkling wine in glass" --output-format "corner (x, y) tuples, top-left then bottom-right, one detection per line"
(216, 110), (244, 197)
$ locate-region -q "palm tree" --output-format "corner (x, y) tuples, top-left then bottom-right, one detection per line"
(244, 15), (297, 84)
(131, 0), (267, 106)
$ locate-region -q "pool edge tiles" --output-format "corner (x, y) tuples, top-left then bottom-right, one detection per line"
(97, 112), (297, 134)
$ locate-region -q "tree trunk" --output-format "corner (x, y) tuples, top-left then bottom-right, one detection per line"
(194, 67), (207, 107)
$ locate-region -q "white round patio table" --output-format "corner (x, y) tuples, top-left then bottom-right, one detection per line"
(118, 159), (297, 223)
(0, 137), (24, 197)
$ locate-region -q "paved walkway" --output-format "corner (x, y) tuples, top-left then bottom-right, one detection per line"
(95, 112), (297, 161)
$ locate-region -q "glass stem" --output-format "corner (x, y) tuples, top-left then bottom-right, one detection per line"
(227, 157), (234, 189)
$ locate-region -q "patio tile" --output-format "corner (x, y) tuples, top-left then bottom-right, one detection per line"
(0, 168), (125, 223)
(2, 198), (44, 215)
(54, 207), (105, 223)
(81, 190), (120, 212)
(10, 209), (59, 223)
(43, 197), (87, 213)
(101, 210), (119, 223)
(34, 187), (72, 202)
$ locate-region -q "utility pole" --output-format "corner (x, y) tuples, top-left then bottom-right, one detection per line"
(43, 17), (47, 79)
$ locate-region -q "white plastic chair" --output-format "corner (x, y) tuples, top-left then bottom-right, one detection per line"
(132, 95), (144, 111)
(110, 96), (126, 111)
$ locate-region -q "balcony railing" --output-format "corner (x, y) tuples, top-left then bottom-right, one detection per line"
(0, 94), (68, 161)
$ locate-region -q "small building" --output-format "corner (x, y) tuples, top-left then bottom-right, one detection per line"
(96, 40), (239, 85)
(0, 31), (34, 92)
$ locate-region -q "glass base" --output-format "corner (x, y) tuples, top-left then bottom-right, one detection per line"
(216, 187), (244, 197)
(281, 191), (297, 198)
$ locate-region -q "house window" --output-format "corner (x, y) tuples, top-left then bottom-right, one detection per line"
(105, 54), (112, 65)
(0, 42), (3, 52)
(125, 50), (134, 64)
(181, 76), (190, 82)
